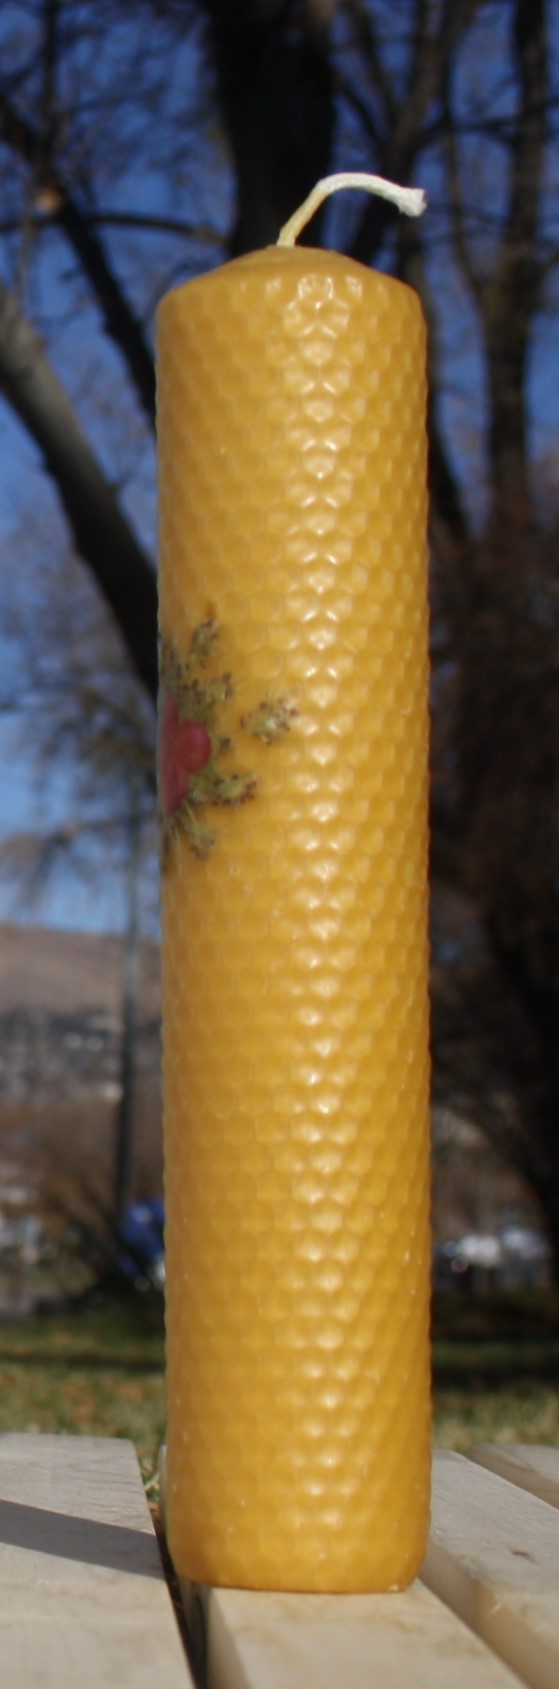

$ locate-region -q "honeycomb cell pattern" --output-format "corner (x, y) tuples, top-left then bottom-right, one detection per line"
(157, 244), (431, 1593)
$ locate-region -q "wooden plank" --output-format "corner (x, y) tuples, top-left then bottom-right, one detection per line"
(194, 1581), (525, 1689)
(422, 1449), (559, 1689)
(469, 1445), (559, 1512)
(0, 1434), (194, 1689)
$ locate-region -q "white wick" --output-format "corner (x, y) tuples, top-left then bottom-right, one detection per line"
(278, 171), (427, 248)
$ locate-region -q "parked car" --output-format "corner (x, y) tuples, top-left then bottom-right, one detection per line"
(434, 1225), (551, 1292)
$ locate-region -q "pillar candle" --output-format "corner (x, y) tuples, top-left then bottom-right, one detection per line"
(157, 175), (431, 1594)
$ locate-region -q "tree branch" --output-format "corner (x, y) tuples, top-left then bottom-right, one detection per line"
(483, 0), (548, 517)
(0, 91), (156, 425)
(344, 0), (399, 132)
(442, 97), (485, 308)
(0, 279), (157, 700)
(349, 0), (482, 265)
(0, 209), (219, 241)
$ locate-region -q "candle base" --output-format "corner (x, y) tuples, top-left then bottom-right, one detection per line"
(159, 1448), (429, 1598)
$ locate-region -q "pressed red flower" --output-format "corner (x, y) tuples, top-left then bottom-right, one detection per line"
(159, 696), (212, 814)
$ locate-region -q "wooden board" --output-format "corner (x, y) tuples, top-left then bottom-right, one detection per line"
(469, 1444), (559, 1512)
(423, 1449), (559, 1689)
(197, 1581), (525, 1689)
(0, 1434), (193, 1688)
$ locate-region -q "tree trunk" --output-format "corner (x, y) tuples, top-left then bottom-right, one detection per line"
(208, 0), (335, 253)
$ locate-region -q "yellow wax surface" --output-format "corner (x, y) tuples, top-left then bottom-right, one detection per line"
(157, 244), (431, 1593)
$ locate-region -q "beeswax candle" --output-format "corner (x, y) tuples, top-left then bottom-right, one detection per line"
(157, 174), (431, 1594)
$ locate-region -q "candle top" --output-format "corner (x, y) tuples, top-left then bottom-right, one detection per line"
(158, 170), (427, 322)
(158, 242), (423, 322)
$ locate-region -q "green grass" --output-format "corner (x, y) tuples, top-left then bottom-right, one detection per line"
(434, 1380), (559, 1450)
(0, 1297), (166, 1490)
(433, 1287), (559, 1451)
(0, 1289), (558, 1494)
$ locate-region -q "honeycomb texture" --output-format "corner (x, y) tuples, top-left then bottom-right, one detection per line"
(157, 245), (431, 1593)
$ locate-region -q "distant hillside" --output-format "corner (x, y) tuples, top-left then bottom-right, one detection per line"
(0, 922), (160, 1018)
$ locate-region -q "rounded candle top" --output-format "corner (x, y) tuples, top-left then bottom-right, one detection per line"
(157, 170), (427, 321)
(157, 240), (423, 327)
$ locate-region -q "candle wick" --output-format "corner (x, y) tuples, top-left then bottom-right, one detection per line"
(277, 171), (427, 248)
